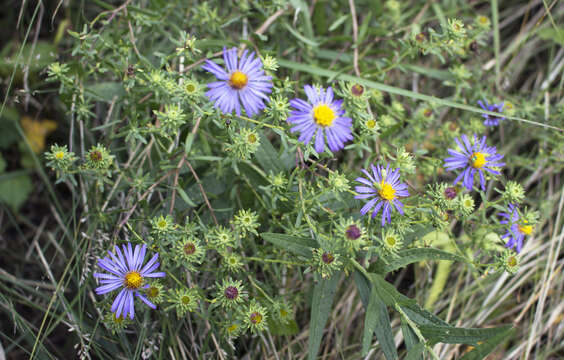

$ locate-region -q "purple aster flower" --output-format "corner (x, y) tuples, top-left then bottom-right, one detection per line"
(202, 47), (272, 117)
(354, 163), (409, 226)
(499, 204), (533, 253)
(478, 99), (505, 126)
(94, 243), (166, 319)
(444, 134), (505, 191)
(288, 85), (353, 153)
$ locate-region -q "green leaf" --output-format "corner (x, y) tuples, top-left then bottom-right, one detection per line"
(185, 174), (226, 205)
(419, 324), (513, 345)
(353, 270), (370, 307)
(176, 187), (196, 207)
(401, 321), (421, 359)
(260, 232), (316, 258)
(85, 82), (126, 102)
(289, 0), (315, 39)
(382, 248), (469, 273)
(0, 154), (6, 173)
(459, 325), (514, 360)
(254, 132), (283, 174)
(328, 15), (349, 32)
(0, 172), (32, 211)
(283, 23), (319, 47)
(184, 132), (195, 155)
(537, 27), (564, 46)
(308, 274), (340, 360)
(369, 273), (448, 327)
(267, 318), (299, 336)
(277, 59), (562, 131)
(362, 287), (398, 359)
(405, 343), (426, 360)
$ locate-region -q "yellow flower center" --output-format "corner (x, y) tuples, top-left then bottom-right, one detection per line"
(378, 181), (396, 201)
(227, 324), (238, 333)
(471, 152), (487, 169)
(366, 119), (376, 129)
(280, 309), (288, 317)
(55, 151), (65, 159)
(518, 223), (533, 235)
(124, 271), (142, 289)
(229, 71), (248, 90)
(247, 133), (257, 144)
(185, 83), (196, 93)
(148, 286), (159, 298)
(181, 295), (191, 305)
(250, 312), (263, 324)
(313, 104), (335, 127)
(157, 220), (167, 228)
(386, 236), (396, 247)
(507, 256), (517, 267)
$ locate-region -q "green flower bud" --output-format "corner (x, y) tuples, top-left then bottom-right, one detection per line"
(502, 181), (525, 204)
(168, 287), (200, 318)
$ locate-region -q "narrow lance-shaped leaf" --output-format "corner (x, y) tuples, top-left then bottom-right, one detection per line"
(362, 286), (398, 359)
(261, 232), (317, 258)
(459, 325), (515, 360)
(383, 248), (470, 274)
(308, 274), (340, 360)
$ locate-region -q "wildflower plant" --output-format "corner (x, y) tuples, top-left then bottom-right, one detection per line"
(28, 1), (560, 360)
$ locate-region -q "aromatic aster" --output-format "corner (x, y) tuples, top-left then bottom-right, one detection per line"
(202, 47), (272, 116)
(94, 243), (166, 319)
(354, 164), (409, 227)
(444, 134), (505, 191)
(288, 85), (353, 153)
(478, 99), (505, 126)
(499, 204), (533, 253)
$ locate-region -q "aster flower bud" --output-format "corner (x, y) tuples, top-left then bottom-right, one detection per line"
(225, 127), (261, 160)
(168, 287), (200, 318)
(261, 55), (279, 72)
(145, 282), (165, 305)
(380, 229), (403, 255)
(215, 278), (246, 309)
(351, 84), (364, 96)
(45, 144), (77, 173)
(174, 236), (206, 271)
(151, 214), (177, 237)
(154, 104), (187, 135)
(244, 300), (268, 333)
(328, 171), (350, 193)
(233, 209), (260, 237)
(103, 311), (132, 334)
(221, 251), (245, 273)
(497, 250), (520, 274)
(502, 181), (525, 204)
(312, 248), (343, 278)
(84, 144), (114, 172)
(457, 194), (475, 217)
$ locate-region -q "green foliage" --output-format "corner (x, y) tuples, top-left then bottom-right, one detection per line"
(2, 1), (563, 359)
